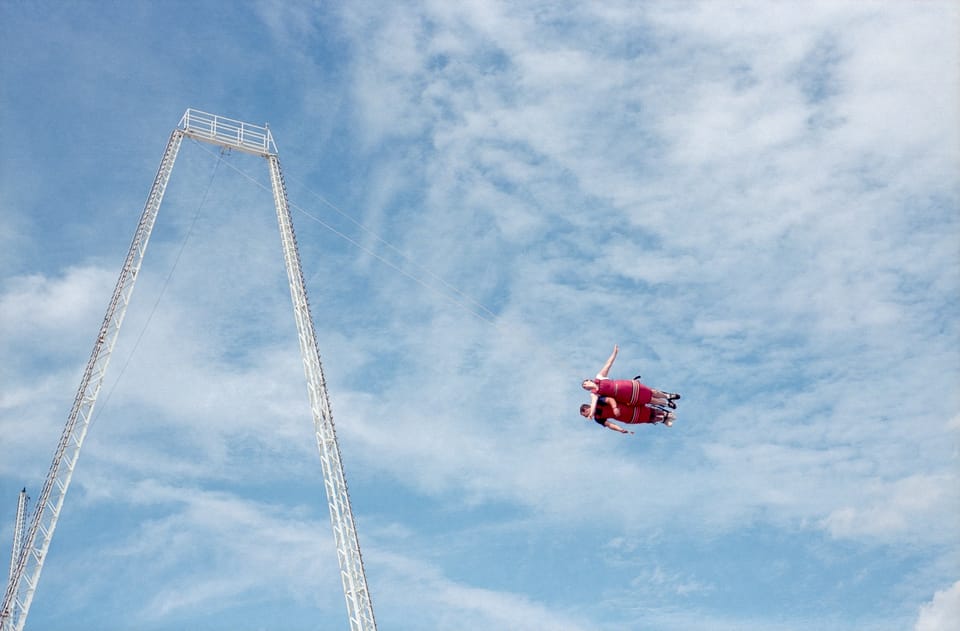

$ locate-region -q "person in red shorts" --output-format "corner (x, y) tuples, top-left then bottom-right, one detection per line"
(581, 344), (680, 420)
(579, 397), (675, 434)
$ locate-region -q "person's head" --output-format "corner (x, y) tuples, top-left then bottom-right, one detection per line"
(581, 379), (597, 392)
(579, 404), (591, 417)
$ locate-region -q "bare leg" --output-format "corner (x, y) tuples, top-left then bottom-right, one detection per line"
(650, 390), (669, 407)
(651, 388), (679, 408)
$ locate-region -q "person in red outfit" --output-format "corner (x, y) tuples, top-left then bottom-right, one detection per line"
(581, 345), (680, 421)
(579, 397), (675, 434)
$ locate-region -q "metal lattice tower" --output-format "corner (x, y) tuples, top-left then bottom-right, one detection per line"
(2, 109), (377, 631)
(6, 491), (27, 587)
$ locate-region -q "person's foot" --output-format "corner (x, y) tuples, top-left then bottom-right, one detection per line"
(667, 392), (681, 401)
(667, 399), (677, 409)
(663, 418), (673, 427)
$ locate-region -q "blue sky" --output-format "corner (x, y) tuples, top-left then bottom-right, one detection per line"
(1, 1), (958, 630)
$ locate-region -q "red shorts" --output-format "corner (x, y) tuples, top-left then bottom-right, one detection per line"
(596, 399), (657, 424)
(617, 404), (656, 424)
(595, 379), (653, 406)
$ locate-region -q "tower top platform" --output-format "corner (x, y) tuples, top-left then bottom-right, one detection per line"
(178, 108), (278, 156)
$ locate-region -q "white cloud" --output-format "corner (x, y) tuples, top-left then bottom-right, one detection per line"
(3, 1), (958, 630)
(915, 581), (960, 631)
(0, 266), (115, 344)
(820, 474), (959, 542)
(628, 564), (714, 598)
(947, 414), (960, 432)
(371, 548), (596, 631)
(42, 481), (345, 626)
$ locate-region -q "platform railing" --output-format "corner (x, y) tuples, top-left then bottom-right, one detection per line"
(178, 108), (277, 156)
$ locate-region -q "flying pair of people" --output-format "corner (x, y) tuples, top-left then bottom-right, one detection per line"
(579, 345), (681, 435)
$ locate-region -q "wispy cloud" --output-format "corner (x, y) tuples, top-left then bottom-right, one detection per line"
(1, 1), (957, 629)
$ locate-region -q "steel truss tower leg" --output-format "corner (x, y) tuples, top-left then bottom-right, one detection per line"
(7, 491), (28, 586)
(267, 155), (378, 631)
(1, 130), (185, 631)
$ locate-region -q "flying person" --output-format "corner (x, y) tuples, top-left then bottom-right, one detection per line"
(579, 397), (675, 434)
(581, 345), (680, 419)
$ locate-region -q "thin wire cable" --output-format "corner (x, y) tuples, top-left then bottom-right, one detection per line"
(289, 201), (498, 326)
(283, 170), (499, 322)
(272, 159), (642, 415)
(90, 149), (225, 423)
(142, 142), (646, 425)
(190, 142), (614, 397)
(189, 140), (499, 326)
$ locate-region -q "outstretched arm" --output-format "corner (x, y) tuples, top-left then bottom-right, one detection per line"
(596, 344), (618, 379)
(603, 420), (633, 434)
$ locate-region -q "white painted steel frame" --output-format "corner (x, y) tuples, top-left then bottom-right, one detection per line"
(7, 491), (27, 586)
(267, 155), (377, 631)
(1, 129), (184, 631)
(2, 111), (377, 631)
